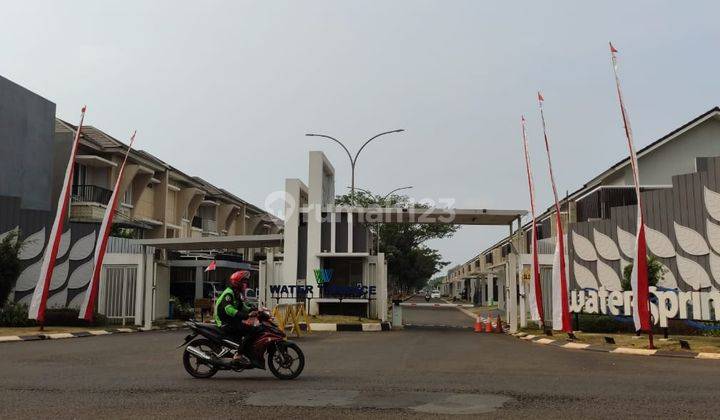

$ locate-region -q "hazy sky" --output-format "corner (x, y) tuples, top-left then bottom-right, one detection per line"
(3, 1), (720, 274)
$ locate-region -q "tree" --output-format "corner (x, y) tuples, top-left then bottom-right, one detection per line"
(621, 255), (665, 291)
(0, 230), (23, 309)
(427, 276), (445, 290)
(335, 190), (459, 293)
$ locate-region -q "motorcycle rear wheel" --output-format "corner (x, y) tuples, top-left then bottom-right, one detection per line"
(268, 342), (305, 380)
(183, 338), (220, 379)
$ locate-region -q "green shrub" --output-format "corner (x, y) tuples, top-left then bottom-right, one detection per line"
(576, 314), (635, 333)
(621, 255), (664, 291)
(0, 230), (22, 309)
(169, 295), (194, 320)
(0, 302), (34, 327)
(44, 308), (108, 327)
(0, 303), (108, 327)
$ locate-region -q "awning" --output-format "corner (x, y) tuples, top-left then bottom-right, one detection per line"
(132, 234), (283, 250)
(310, 207), (527, 225)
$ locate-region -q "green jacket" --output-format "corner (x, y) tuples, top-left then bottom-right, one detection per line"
(214, 287), (254, 326)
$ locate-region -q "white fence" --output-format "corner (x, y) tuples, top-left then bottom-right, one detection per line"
(101, 265), (137, 325)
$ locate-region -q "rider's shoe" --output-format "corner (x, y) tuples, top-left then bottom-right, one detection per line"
(232, 353), (252, 367)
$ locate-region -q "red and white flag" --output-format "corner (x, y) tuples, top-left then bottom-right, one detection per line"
(79, 131), (137, 320)
(205, 260), (217, 272)
(610, 42), (651, 332)
(29, 107), (87, 322)
(537, 93), (572, 333)
(521, 116), (544, 324)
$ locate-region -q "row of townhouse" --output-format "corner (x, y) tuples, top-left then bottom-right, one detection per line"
(448, 107), (720, 318)
(60, 119), (281, 246)
(1, 74), (281, 325)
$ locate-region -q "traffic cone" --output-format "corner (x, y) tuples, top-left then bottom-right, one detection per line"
(484, 316), (493, 333)
(474, 315), (482, 333)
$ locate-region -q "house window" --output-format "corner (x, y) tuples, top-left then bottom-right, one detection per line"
(73, 163), (87, 186)
(122, 182), (133, 205)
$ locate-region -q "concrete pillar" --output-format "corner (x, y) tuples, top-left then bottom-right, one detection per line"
(259, 251), (273, 308)
(141, 246), (155, 331)
(507, 253), (518, 333)
(519, 267), (527, 328)
(498, 277), (505, 309)
(194, 266), (204, 300)
(487, 274), (494, 305)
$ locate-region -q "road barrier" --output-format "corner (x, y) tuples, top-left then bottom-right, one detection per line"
(271, 303), (311, 337)
(474, 315), (482, 332)
(399, 302), (474, 308)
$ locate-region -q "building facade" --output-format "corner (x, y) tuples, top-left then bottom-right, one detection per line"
(1, 75), (280, 324)
(459, 107), (720, 327)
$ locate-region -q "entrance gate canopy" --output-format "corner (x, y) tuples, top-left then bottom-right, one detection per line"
(316, 207), (527, 225)
(132, 234), (283, 250)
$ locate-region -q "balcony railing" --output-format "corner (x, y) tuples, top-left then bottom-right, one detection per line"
(72, 184), (112, 205)
(202, 219), (217, 233)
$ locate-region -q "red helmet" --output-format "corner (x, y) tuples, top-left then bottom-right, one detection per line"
(229, 270), (251, 289)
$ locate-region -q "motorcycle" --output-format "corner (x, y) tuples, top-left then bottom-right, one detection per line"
(178, 307), (305, 380)
(424, 293), (431, 302)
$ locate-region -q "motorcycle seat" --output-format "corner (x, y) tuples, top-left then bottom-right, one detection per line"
(196, 323), (224, 334)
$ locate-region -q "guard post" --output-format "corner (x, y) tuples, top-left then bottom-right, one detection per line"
(392, 299), (403, 329)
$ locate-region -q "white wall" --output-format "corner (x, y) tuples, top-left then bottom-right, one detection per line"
(604, 116), (720, 187)
(282, 178), (306, 290)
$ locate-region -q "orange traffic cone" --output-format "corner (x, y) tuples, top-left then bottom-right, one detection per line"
(474, 315), (482, 333)
(485, 316), (493, 333)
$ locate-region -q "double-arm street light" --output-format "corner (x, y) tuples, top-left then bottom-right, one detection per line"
(305, 129), (405, 200)
(350, 185), (414, 203)
(348, 185), (414, 254)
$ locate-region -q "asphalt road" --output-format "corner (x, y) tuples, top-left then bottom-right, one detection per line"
(2, 308), (720, 418)
(401, 295), (474, 329)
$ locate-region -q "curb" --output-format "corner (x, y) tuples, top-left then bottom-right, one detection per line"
(301, 322), (392, 332)
(510, 331), (720, 361)
(0, 324), (185, 344)
(0, 321), (393, 344)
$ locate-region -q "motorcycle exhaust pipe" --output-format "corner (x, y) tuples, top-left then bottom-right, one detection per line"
(186, 346), (213, 361)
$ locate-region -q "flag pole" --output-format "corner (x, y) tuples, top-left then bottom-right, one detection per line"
(521, 115), (545, 328)
(609, 42), (653, 348)
(537, 92), (572, 336)
(29, 106), (87, 329)
(79, 131), (137, 321)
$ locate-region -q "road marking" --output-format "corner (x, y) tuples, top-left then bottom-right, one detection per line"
(612, 347), (657, 356)
(562, 342), (590, 349)
(116, 328), (134, 333)
(0, 336), (22, 342)
(535, 338), (555, 344)
(46, 333), (74, 339)
(88, 330), (111, 335)
(401, 302), (474, 308)
(520, 334), (536, 340)
(695, 352), (720, 360)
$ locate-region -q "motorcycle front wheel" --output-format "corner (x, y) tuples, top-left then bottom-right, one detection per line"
(183, 338), (220, 379)
(268, 341), (305, 380)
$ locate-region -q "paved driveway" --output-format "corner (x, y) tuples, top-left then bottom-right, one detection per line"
(400, 294), (475, 328)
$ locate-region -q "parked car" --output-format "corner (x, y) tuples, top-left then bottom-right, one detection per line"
(430, 290), (441, 299)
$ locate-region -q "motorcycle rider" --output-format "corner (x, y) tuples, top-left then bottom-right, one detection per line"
(215, 270), (259, 366)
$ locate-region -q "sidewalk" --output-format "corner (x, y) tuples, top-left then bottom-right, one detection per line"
(512, 328), (720, 361)
(0, 323), (185, 343)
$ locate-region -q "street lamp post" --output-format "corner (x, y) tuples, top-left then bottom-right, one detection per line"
(348, 185), (414, 254)
(305, 129), (405, 201)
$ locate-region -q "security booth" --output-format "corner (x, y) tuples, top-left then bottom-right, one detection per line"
(132, 234), (284, 330)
